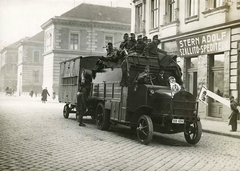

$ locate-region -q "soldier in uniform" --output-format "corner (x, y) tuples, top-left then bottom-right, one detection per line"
(119, 33), (129, 50)
(77, 87), (87, 126)
(143, 35), (167, 58)
(134, 35), (147, 56)
(127, 33), (137, 54)
(143, 36), (148, 44)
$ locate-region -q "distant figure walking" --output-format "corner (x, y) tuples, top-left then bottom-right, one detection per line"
(41, 87), (50, 103)
(228, 96), (239, 132)
(52, 91), (56, 100)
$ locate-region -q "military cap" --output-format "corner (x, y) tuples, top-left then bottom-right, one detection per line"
(108, 42), (113, 45)
(143, 36), (148, 40)
(137, 35), (142, 39)
(153, 35), (158, 40)
(124, 33), (129, 36)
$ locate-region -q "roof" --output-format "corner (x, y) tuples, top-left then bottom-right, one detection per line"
(28, 31), (44, 42)
(60, 3), (131, 24)
(0, 38), (28, 53)
(0, 31), (44, 53)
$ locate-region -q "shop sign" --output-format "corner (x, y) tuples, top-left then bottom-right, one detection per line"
(176, 29), (230, 57)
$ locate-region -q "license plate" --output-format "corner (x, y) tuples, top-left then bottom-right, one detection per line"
(172, 119), (184, 124)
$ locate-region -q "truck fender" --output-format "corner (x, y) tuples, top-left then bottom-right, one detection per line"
(130, 105), (153, 127)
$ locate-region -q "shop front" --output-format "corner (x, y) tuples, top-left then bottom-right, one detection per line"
(176, 28), (231, 119)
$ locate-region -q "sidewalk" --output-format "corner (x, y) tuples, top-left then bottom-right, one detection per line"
(201, 118), (240, 138)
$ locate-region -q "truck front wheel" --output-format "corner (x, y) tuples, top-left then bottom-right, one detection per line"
(95, 103), (110, 130)
(184, 121), (202, 144)
(136, 115), (153, 145)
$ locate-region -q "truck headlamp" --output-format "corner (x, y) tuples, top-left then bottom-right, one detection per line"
(149, 89), (155, 96)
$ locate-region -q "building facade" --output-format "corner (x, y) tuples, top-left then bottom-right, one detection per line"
(16, 31), (44, 96)
(131, 0), (240, 121)
(41, 3), (131, 95)
(0, 40), (24, 92)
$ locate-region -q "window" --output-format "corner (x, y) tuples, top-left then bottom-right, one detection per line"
(206, 0), (223, 9)
(33, 51), (40, 63)
(136, 4), (143, 32)
(168, 0), (175, 22)
(151, 0), (159, 28)
(186, 57), (198, 97)
(105, 36), (113, 47)
(70, 33), (79, 50)
(187, 0), (198, 17)
(213, 0), (223, 8)
(33, 70), (39, 82)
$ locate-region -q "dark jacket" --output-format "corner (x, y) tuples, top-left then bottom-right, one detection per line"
(135, 41), (147, 55)
(119, 40), (128, 50)
(143, 41), (159, 57)
(127, 39), (137, 52)
(41, 89), (50, 101)
(77, 89), (87, 112)
(229, 100), (239, 126)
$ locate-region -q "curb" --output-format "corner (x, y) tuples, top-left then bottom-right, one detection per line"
(203, 129), (240, 139)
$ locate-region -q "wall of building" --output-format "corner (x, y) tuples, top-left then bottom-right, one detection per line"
(131, 0), (240, 121)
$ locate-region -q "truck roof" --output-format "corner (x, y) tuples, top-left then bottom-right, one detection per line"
(59, 56), (100, 64)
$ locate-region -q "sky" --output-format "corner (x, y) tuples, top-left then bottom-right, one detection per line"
(0, 0), (131, 50)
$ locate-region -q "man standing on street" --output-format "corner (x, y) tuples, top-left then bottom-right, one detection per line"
(228, 96), (239, 132)
(41, 87), (50, 103)
(77, 87), (87, 126)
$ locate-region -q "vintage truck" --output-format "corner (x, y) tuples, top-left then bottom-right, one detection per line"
(59, 54), (202, 145)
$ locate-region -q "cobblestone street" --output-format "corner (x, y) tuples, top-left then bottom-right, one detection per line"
(0, 94), (240, 171)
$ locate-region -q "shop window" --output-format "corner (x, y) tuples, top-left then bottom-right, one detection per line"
(210, 54), (224, 94)
(151, 0), (159, 29)
(136, 4), (143, 32)
(70, 33), (79, 50)
(209, 53), (224, 117)
(186, 57), (198, 97)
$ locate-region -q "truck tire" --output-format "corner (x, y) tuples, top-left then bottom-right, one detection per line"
(136, 115), (153, 145)
(95, 103), (110, 130)
(63, 104), (69, 119)
(184, 121), (202, 144)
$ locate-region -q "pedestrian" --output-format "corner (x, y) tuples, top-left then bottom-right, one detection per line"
(41, 87), (50, 103)
(52, 91), (56, 100)
(76, 87), (87, 126)
(30, 90), (34, 97)
(228, 96), (239, 132)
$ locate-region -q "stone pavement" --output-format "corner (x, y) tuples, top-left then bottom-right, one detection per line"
(201, 118), (240, 139)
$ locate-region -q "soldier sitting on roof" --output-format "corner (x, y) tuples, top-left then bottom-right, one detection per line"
(134, 35), (147, 56)
(127, 33), (137, 55)
(143, 35), (167, 59)
(99, 42), (118, 62)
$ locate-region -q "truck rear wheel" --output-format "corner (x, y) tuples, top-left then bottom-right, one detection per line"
(184, 121), (202, 144)
(95, 103), (110, 130)
(63, 104), (69, 119)
(136, 115), (153, 145)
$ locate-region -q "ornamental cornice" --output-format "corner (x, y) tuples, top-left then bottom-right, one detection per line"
(52, 19), (130, 30)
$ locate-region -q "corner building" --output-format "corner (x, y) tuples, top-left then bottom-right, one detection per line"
(41, 3), (131, 95)
(131, 0), (240, 121)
